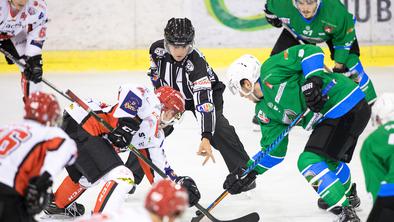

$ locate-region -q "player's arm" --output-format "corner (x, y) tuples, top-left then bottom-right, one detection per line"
(331, 6), (356, 69)
(223, 121), (288, 194)
(40, 131), (78, 177)
(264, 0), (282, 28)
(24, 0), (48, 83)
(189, 58), (215, 143)
(292, 45), (328, 112)
(147, 42), (165, 89)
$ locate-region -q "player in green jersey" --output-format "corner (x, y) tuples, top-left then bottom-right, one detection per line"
(264, 0), (376, 104)
(360, 93), (394, 222)
(223, 44), (371, 222)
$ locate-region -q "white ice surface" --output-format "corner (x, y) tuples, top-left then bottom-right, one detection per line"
(1, 67), (394, 222)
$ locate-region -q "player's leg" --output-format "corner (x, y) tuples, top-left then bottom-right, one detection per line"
(92, 165), (135, 213)
(44, 168), (86, 218)
(346, 53), (377, 105)
(317, 161), (360, 214)
(211, 82), (250, 172)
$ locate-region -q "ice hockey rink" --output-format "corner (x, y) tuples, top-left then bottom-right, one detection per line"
(1, 67), (394, 222)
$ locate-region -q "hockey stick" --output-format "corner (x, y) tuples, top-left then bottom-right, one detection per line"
(281, 24), (332, 73)
(65, 90), (259, 222)
(192, 80), (336, 222)
(0, 47), (73, 100)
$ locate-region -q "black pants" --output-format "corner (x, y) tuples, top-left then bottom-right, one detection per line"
(271, 28), (361, 60)
(0, 183), (35, 222)
(62, 113), (123, 183)
(125, 82), (250, 180)
(305, 99), (371, 162)
(367, 196), (394, 222)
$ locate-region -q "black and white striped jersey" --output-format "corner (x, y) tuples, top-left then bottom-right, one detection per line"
(148, 39), (220, 140)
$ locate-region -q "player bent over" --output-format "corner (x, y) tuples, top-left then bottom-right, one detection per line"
(360, 93), (394, 222)
(75, 179), (189, 222)
(0, 92), (77, 222)
(0, 0), (48, 99)
(44, 85), (200, 218)
(224, 45), (370, 222)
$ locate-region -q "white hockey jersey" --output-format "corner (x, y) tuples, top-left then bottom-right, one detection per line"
(65, 84), (165, 150)
(0, 0), (48, 57)
(65, 84), (175, 183)
(0, 119), (77, 196)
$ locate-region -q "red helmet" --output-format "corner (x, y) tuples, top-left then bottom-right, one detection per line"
(24, 92), (61, 126)
(155, 86), (185, 113)
(145, 179), (188, 218)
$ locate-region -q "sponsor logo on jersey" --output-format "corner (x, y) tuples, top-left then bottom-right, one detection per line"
(193, 76), (211, 91)
(284, 50), (289, 60)
(282, 109), (297, 124)
(38, 12), (44, 19)
(196, 103), (214, 113)
(186, 60), (194, 72)
(154, 48), (165, 57)
(347, 27), (354, 34)
(120, 91), (142, 116)
(257, 110), (270, 124)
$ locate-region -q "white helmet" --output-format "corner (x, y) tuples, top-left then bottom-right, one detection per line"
(371, 93), (394, 126)
(226, 54), (261, 95)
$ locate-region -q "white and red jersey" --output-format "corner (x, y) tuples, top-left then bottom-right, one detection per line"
(65, 84), (165, 150)
(0, 120), (77, 196)
(0, 0), (48, 57)
(65, 84), (174, 183)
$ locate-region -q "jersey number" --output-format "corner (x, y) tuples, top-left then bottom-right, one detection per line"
(0, 129), (31, 157)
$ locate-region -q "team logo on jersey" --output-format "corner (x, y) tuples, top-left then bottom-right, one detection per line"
(20, 12), (27, 20)
(186, 60), (194, 72)
(257, 110), (270, 124)
(282, 109), (297, 124)
(154, 48), (165, 57)
(196, 103), (214, 113)
(120, 91), (142, 116)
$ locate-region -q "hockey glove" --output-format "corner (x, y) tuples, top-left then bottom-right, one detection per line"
(301, 76), (327, 113)
(333, 65), (361, 83)
(264, 4), (282, 28)
(25, 171), (53, 215)
(223, 167), (258, 195)
(175, 176), (201, 207)
(108, 117), (140, 148)
(24, 55), (43, 83)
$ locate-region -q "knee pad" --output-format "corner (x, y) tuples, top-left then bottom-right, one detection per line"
(104, 165), (135, 189)
(300, 161), (338, 195)
(334, 162), (351, 185)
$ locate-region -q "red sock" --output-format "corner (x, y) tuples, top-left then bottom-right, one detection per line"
(54, 176), (86, 208)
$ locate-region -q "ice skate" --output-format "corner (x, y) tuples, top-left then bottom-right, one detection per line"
(336, 206), (360, 222)
(318, 183), (360, 215)
(42, 201), (85, 219)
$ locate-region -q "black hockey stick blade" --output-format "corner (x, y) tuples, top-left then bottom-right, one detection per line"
(191, 212), (259, 222)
